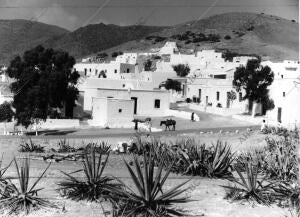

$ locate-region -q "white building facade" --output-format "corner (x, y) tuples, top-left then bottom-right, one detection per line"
(263, 60), (300, 128)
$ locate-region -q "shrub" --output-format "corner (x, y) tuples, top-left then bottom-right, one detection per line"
(58, 148), (119, 202)
(224, 35), (231, 40)
(172, 64), (190, 77)
(186, 98), (191, 103)
(19, 138), (45, 153)
(112, 149), (191, 216)
(164, 79), (182, 92)
(0, 158), (56, 215)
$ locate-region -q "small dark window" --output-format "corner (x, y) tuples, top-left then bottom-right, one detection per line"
(115, 69), (117, 73)
(127, 68), (130, 73)
(122, 84), (125, 87)
(239, 92), (242, 102)
(281, 75), (284, 79)
(216, 92), (220, 101)
(119, 109), (122, 113)
(89, 68), (91, 72)
(154, 99), (160, 108)
(84, 68), (87, 75)
(283, 92), (286, 97)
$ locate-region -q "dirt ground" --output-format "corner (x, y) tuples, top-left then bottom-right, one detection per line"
(0, 130), (293, 217)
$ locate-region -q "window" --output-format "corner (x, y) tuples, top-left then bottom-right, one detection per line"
(114, 69), (117, 73)
(216, 91), (220, 101)
(84, 68), (87, 75)
(154, 99), (160, 108)
(89, 68), (91, 72)
(239, 92), (242, 102)
(118, 109), (122, 113)
(283, 92), (286, 97)
(281, 75), (284, 79)
(127, 68), (130, 73)
(122, 84), (125, 87)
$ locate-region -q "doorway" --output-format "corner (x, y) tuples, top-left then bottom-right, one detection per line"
(131, 97), (138, 115)
(226, 92), (230, 108)
(198, 89), (202, 101)
(277, 107), (282, 123)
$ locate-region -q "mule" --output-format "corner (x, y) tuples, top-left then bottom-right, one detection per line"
(160, 119), (176, 131)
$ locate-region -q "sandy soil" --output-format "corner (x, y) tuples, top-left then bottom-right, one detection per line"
(0, 130), (293, 217)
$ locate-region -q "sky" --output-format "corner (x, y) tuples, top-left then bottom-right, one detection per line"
(0, 0), (298, 30)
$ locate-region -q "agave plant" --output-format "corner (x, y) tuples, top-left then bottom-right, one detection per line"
(113, 149), (191, 217)
(0, 155), (14, 201)
(84, 142), (111, 155)
(204, 141), (235, 178)
(224, 162), (274, 205)
(58, 148), (119, 201)
(56, 138), (76, 153)
(0, 158), (56, 215)
(19, 138), (45, 153)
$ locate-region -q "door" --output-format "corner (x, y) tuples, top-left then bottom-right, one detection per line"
(277, 107), (282, 122)
(198, 89), (202, 101)
(131, 97), (137, 115)
(226, 92), (230, 108)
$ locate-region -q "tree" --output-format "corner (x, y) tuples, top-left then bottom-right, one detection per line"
(164, 79), (182, 92)
(7, 45), (79, 128)
(227, 90), (237, 107)
(0, 102), (15, 135)
(0, 102), (14, 122)
(172, 64), (190, 77)
(144, 59), (152, 71)
(233, 59), (274, 115)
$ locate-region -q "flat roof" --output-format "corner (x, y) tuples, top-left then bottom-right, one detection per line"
(94, 87), (168, 93)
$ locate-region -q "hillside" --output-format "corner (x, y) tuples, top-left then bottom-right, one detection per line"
(0, 20), (69, 64)
(44, 24), (166, 60)
(104, 12), (299, 61)
(0, 12), (298, 64)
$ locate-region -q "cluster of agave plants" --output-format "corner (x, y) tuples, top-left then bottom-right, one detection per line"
(0, 143), (193, 216)
(0, 128), (299, 216)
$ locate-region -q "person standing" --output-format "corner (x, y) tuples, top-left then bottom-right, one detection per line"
(260, 119), (267, 132)
(191, 112), (195, 122)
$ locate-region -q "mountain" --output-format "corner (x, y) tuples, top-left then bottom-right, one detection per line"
(104, 12), (299, 61)
(0, 19), (69, 64)
(0, 12), (298, 64)
(44, 24), (166, 60)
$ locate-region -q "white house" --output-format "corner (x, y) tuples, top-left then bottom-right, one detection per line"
(262, 60), (300, 128)
(92, 97), (134, 127)
(74, 62), (137, 79)
(85, 88), (170, 117)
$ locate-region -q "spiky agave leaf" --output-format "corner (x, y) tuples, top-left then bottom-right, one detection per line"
(205, 141), (235, 178)
(58, 149), (120, 201)
(113, 148), (191, 217)
(0, 158), (56, 215)
(223, 162), (275, 205)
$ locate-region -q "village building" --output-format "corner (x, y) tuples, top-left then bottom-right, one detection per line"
(262, 60), (300, 128)
(74, 61), (138, 79)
